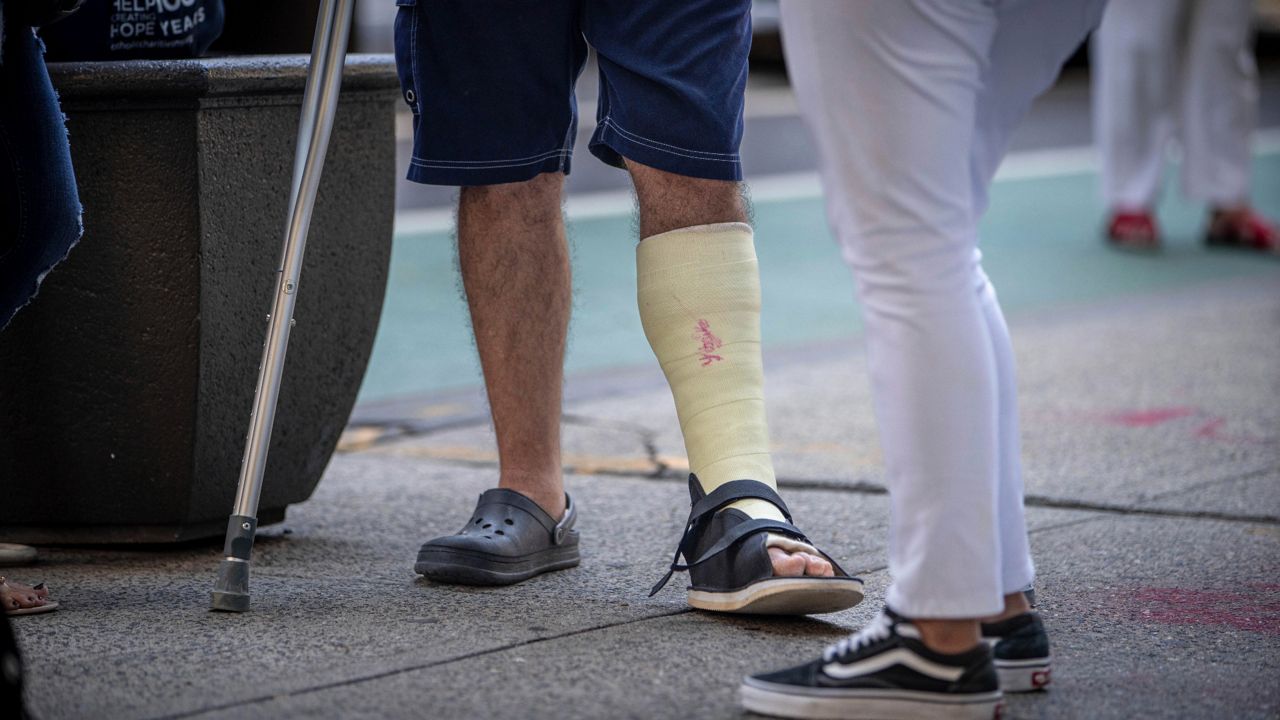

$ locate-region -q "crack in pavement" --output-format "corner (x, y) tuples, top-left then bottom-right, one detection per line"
(767, 477), (1280, 525)
(157, 608), (695, 720)
(562, 413), (669, 478)
(1144, 465), (1277, 502)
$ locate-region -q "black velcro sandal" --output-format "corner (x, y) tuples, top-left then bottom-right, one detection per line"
(414, 489), (579, 586)
(650, 476), (863, 615)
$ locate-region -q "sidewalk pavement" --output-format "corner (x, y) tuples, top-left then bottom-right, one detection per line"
(12, 271), (1280, 720)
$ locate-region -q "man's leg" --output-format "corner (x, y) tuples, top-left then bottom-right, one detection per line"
(579, 0), (862, 614)
(414, 174), (581, 585)
(457, 173), (570, 518)
(395, 0), (588, 585)
(629, 161), (831, 580)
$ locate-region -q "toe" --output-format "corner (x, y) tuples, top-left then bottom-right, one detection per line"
(801, 553), (835, 577)
(767, 547), (807, 577)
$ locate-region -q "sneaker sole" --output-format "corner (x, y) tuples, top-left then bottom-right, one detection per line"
(414, 545), (580, 586)
(741, 679), (1003, 720)
(996, 658), (1051, 693)
(688, 577), (864, 615)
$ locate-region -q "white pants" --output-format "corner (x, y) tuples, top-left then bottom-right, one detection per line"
(1092, 0), (1258, 209)
(781, 0), (1105, 618)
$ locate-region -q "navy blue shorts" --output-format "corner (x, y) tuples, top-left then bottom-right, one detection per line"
(392, 0), (751, 186)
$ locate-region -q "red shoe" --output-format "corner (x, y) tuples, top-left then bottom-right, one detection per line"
(1205, 209), (1279, 253)
(1105, 210), (1160, 251)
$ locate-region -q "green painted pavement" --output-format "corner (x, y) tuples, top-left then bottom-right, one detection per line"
(356, 152), (1280, 403)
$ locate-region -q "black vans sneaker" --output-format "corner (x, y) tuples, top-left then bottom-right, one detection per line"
(981, 612), (1051, 692)
(741, 609), (1003, 719)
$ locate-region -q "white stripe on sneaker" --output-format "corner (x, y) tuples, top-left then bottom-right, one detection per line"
(994, 656), (1051, 668)
(823, 648), (965, 682)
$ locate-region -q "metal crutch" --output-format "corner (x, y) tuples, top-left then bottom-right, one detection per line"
(210, 0), (355, 612)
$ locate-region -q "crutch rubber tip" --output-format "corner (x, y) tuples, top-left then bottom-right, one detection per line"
(210, 590), (250, 612)
(210, 558), (251, 612)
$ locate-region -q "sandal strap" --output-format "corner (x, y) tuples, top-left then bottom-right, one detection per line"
(688, 479), (792, 525)
(553, 494), (577, 546)
(685, 517), (808, 570)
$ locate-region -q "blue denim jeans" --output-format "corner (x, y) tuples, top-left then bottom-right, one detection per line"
(0, 5), (82, 331)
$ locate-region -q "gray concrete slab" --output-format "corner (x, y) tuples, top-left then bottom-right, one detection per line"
(173, 512), (1279, 720)
(15, 447), (1088, 720)
(1008, 515), (1280, 719)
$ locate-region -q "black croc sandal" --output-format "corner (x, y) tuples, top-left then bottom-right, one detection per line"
(414, 489), (579, 586)
(650, 476), (863, 615)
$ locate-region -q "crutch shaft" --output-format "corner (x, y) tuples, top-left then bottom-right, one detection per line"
(211, 0), (354, 613)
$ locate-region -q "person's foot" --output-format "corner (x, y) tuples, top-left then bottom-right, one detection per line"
(414, 489), (580, 586)
(651, 477), (864, 614)
(1, 578), (55, 616)
(981, 611), (1051, 692)
(1105, 209), (1160, 251)
(1206, 207), (1279, 253)
(741, 609), (1002, 719)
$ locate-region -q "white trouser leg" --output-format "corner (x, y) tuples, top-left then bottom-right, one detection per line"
(781, 0), (1100, 617)
(974, 263), (1034, 595)
(1180, 0), (1257, 206)
(972, 0), (1107, 596)
(1092, 0), (1187, 210)
(782, 0), (1003, 618)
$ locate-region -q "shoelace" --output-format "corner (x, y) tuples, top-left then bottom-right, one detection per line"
(823, 611), (894, 662)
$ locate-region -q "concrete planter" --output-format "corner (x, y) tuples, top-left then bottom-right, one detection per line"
(0, 55), (398, 543)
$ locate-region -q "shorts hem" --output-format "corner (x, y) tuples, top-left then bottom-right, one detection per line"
(590, 119), (742, 182)
(405, 153), (572, 186)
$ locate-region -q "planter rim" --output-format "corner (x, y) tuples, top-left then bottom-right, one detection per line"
(47, 53), (398, 99)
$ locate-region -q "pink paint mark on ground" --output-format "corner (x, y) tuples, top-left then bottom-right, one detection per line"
(1103, 407), (1197, 427)
(1106, 586), (1280, 636)
(1093, 406), (1271, 445)
(1193, 417), (1227, 438)
(693, 319), (724, 367)
(1193, 416), (1269, 445)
